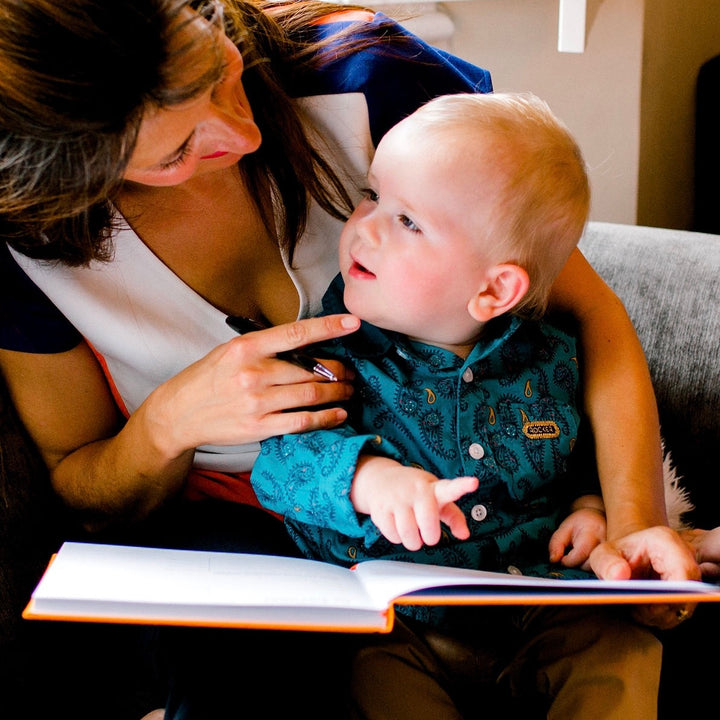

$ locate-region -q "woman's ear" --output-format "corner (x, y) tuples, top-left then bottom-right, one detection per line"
(467, 264), (530, 322)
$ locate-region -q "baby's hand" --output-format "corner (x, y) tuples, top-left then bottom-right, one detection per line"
(350, 456), (478, 551)
(681, 527), (720, 578)
(548, 507), (606, 570)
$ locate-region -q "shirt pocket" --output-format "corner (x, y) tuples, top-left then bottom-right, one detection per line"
(487, 396), (580, 502)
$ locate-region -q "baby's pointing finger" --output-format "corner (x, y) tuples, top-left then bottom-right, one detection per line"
(433, 477), (479, 505)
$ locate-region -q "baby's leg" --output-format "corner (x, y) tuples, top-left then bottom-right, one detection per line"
(350, 618), (464, 720)
(500, 605), (661, 720)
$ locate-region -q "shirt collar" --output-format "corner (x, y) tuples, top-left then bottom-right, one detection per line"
(323, 274), (523, 367)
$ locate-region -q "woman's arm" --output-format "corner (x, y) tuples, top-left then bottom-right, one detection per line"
(549, 249), (699, 595)
(0, 314), (360, 530)
(0, 342), (193, 528)
(550, 248), (666, 535)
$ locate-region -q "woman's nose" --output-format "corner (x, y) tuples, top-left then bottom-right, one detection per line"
(195, 114), (251, 155)
(196, 80), (260, 156)
(212, 50), (244, 110)
(196, 37), (259, 155)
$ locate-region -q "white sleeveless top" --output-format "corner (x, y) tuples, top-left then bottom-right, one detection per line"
(10, 93), (374, 473)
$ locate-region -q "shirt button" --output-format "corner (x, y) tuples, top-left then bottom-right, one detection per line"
(470, 504), (488, 522)
(462, 367), (474, 383)
(507, 565), (523, 575)
(468, 443), (485, 459)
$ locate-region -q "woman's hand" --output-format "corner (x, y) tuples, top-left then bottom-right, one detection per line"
(0, 314), (360, 525)
(680, 527), (720, 578)
(589, 525), (700, 629)
(145, 314), (361, 459)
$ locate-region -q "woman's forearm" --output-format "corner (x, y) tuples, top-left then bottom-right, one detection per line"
(50, 408), (194, 529)
(550, 249), (667, 538)
(578, 296), (666, 535)
(0, 343), (193, 529)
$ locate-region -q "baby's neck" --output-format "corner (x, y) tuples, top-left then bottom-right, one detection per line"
(406, 333), (483, 360)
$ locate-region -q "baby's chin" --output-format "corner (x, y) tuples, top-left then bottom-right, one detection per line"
(343, 297), (397, 333)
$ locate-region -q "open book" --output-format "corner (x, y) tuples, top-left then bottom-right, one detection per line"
(24, 542), (720, 633)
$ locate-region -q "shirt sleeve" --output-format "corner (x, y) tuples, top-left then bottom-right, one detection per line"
(252, 425), (404, 545)
(296, 12), (493, 146)
(0, 242), (82, 352)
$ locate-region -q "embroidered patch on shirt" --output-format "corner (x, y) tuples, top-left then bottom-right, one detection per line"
(522, 420), (561, 439)
(519, 409), (561, 439)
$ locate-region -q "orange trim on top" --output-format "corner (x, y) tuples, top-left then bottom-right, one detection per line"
(313, 9), (375, 25)
(85, 340), (130, 418)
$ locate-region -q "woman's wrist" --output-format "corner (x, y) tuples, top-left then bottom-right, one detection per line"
(139, 382), (200, 464)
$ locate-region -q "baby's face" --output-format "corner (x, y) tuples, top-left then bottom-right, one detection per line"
(339, 116), (505, 347)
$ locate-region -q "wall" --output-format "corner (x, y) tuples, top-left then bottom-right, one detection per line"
(639, 2), (720, 229)
(425, 0), (720, 229)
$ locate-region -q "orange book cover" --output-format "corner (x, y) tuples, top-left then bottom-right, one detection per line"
(23, 542), (720, 633)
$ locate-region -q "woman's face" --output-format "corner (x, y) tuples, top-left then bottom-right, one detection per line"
(123, 21), (261, 187)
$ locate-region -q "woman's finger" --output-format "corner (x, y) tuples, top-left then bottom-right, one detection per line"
(233, 314), (360, 356)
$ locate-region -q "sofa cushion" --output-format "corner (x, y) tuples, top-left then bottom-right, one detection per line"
(579, 222), (720, 528)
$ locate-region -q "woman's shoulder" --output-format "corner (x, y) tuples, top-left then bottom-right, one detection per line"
(294, 12), (493, 144)
(0, 242), (82, 353)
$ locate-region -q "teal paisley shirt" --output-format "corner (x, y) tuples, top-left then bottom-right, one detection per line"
(251, 276), (595, 623)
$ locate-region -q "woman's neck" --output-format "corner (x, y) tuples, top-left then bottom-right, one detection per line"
(116, 167), (300, 323)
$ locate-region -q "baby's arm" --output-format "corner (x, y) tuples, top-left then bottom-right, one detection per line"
(548, 494), (606, 571)
(350, 455), (479, 551)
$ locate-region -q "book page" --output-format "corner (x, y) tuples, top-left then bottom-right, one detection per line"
(31, 543), (378, 612)
(353, 559), (720, 608)
(27, 543), (720, 630)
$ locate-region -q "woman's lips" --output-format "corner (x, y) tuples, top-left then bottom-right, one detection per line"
(201, 151), (230, 159)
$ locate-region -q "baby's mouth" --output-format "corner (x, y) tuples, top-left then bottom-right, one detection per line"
(351, 260), (376, 278)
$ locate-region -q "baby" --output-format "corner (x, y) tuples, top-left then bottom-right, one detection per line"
(250, 92), (663, 717)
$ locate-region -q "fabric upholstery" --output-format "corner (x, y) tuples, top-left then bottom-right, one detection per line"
(579, 222), (720, 529)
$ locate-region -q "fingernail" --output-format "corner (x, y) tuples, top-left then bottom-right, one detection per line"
(341, 315), (360, 328)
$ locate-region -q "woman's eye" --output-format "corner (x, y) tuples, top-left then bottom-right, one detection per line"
(398, 215), (420, 233)
(160, 142), (193, 171)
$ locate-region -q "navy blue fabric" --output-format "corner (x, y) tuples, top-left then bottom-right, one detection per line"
(297, 13), (492, 146)
(0, 241), (82, 353)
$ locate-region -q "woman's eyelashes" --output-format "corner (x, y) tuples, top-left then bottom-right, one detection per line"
(160, 141), (194, 170)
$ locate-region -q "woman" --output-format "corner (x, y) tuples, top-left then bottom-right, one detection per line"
(0, 0), (697, 716)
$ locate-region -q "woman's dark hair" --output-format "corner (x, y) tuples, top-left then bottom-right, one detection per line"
(0, 0), (396, 265)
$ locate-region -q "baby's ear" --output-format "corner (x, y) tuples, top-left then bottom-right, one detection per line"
(467, 264), (530, 322)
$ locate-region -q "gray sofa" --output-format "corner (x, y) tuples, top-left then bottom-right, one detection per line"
(579, 222), (720, 531)
(579, 222), (720, 718)
(1, 221), (719, 717)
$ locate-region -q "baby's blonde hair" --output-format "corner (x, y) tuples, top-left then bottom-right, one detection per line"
(410, 92), (590, 318)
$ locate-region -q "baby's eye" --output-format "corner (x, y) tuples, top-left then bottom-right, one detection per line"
(361, 187), (379, 203)
(398, 215), (420, 233)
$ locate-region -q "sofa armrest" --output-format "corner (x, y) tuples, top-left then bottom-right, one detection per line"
(578, 222), (720, 528)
